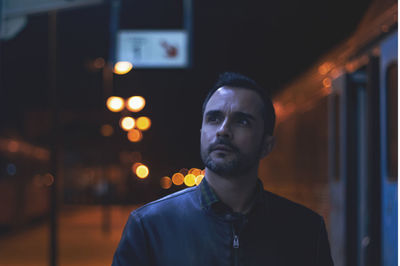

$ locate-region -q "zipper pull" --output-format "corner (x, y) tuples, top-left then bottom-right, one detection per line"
(233, 235), (239, 248)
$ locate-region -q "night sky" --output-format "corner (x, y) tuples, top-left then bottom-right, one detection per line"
(0, 0), (371, 184)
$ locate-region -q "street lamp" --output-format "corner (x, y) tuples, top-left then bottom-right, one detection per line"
(106, 96), (125, 112)
(126, 96), (146, 112)
(113, 61), (133, 75)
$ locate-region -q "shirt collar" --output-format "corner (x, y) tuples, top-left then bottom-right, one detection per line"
(199, 177), (264, 213)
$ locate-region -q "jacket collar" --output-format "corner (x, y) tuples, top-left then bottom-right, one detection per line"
(199, 176), (265, 215)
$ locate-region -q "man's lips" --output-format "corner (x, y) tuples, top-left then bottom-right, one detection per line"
(212, 144), (234, 152)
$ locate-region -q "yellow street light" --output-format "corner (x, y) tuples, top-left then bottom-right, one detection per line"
(195, 174), (204, 185)
(184, 174), (196, 187)
(126, 96), (146, 112)
(114, 61), (133, 75)
(120, 116), (135, 131)
(106, 96), (125, 112)
(136, 164), (149, 179)
(136, 116), (151, 131)
(127, 129), (143, 142)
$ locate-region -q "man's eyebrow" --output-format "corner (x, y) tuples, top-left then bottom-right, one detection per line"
(233, 112), (256, 121)
(205, 110), (223, 117)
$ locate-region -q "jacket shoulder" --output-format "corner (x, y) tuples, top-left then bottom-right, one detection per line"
(131, 186), (198, 219)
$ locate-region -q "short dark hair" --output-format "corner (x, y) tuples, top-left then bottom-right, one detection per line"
(202, 72), (275, 135)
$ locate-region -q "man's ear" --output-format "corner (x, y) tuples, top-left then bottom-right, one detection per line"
(260, 135), (275, 158)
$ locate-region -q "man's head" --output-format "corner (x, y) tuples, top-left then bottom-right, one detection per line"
(200, 72), (275, 177)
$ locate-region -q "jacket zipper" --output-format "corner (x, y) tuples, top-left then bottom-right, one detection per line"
(232, 225), (239, 266)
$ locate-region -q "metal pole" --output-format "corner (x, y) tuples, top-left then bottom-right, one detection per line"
(0, 0), (3, 126)
(101, 0), (121, 234)
(108, 0), (120, 65)
(183, 0), (193, 68)
(103, 0), (120, 98)
(48, 10), (59, 266)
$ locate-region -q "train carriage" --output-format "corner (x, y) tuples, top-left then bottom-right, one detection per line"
(259, 1), (397, 265)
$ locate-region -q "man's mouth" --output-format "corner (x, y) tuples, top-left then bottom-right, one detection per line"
(212, 144), (234, 152)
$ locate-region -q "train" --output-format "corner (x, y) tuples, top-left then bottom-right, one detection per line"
(259, 0), (397, 265)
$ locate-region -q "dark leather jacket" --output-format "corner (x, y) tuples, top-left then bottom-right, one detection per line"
(112, 179), (334, 266)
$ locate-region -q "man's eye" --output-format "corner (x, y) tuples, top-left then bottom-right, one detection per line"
(207, 116), (220, 123)
(237, 118), (250, 126)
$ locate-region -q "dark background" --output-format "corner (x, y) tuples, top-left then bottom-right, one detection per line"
(0, 0), (372, 192)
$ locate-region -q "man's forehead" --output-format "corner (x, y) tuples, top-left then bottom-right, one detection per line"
(205, 86), (264, 113)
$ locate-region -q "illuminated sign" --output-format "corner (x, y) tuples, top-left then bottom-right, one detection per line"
(117, 30), (188, 68)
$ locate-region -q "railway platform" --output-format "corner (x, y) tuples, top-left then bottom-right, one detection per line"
(0, 205), (139, 266)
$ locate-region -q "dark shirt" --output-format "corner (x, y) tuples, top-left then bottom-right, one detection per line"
(112, 178), (334, 266)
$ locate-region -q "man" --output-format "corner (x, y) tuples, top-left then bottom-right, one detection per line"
(112, 72), (334, 266)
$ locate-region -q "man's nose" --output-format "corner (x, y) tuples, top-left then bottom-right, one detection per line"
(216, 120), (232, 139)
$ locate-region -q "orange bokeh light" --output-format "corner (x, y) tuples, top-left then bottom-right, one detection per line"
(127, 129), (143, 142)
(120, 116), (135, 131)
(136, 165), (149, 179)
(160, 176), (172, 189)
(188, 168), (201, 176)
(132, 162), (142, 173)
(106, 96), (125, 112)
(322, 78), (332, 88)
(136, 116), (151, 131)
(114, 61), (133, 75)
(100, 124), (114, 137)
(172, 173), (184, 186)
(126, 96), (145, 112)
(43, 173), (55, 186)
(8, 140), (19, 153)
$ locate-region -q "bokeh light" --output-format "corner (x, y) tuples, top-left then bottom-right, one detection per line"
(160, 176), (172, 189)
(132, 162), (142, 173)
(34, 173), (54, 187)
(43, 173), (55, 186)
(188, 168), (201, 176)
(127, 129), (143, 142)
(6, 163), (16, 176)
(184, 174), (196, 187)
(126, 96), (146, 112)
(8, 140), (19, 152)
(136, 116), (151, 131)
(114, 61), (133, 75)
(179, 168), (189, 176)
(93, 57), (105, 69)
(100, 124), (114, 137)
(106, 96), (125, 112)
(322, 77), (332, 88)
(136, 165), (149, 179)
(195, 174), (204, 185)
(172, 173), (184, 186)
(120, 116), (135, 131)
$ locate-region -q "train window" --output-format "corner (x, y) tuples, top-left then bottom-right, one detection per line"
(386, 62), (397, 182)
(333, 92), (341, 181)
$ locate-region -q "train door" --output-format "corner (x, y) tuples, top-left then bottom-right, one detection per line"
(329, 74), (347, 266)
(329, 62), (377, 266)
(379, 32), (397, 266)
(346, 67), (370, 266)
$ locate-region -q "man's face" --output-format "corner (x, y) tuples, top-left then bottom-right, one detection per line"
(200, 86), (273, 177)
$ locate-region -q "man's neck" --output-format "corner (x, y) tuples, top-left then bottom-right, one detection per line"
(205, 168), (259, 214)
